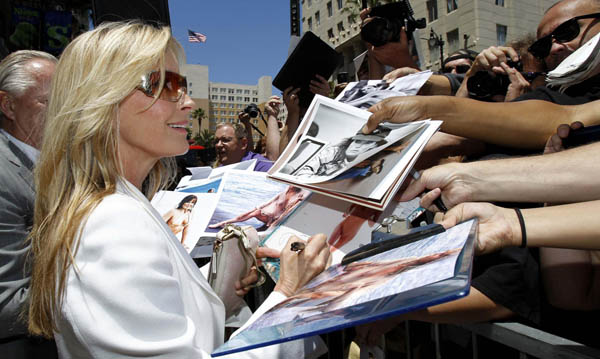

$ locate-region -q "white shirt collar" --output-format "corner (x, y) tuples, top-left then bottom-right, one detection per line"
(0, 128), (40, 163)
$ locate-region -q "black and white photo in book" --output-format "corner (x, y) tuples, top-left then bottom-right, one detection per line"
(272, 95), (427, 185)
(335, 70), (432, 109)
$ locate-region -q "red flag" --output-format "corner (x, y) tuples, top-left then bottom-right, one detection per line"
(188, 29), (206, 43)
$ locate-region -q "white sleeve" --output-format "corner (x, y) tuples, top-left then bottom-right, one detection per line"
(60, 195), (218, 358)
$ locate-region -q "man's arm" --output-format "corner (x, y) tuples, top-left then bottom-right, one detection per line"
(355, 287), (513, 345)
(238, 112), (254, 151)
(279, 87), (301, 154)
(264, 96), (282, 161)
(402, 141), (600, 207)
(366, 96), (600, 150)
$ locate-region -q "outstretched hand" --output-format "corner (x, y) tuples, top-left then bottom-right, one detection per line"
(434, 202), (520, 255)
(544, 121), (584, 154)
(363, 96), (426, 134)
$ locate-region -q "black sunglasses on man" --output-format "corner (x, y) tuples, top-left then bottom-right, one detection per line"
(528, 12), (600, 59)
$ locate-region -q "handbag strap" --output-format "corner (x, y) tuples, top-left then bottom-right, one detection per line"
(216, 224), (266, 288)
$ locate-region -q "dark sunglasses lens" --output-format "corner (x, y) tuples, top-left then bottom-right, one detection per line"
(528, 36), (551, 58)
(553, 18), (580, 42)
(455, 65), (470, 74)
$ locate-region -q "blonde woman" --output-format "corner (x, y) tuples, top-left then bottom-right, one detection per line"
(27, 21), (329, 358)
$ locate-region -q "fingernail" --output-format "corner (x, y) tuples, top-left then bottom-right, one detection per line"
(361, 125), (369, 134)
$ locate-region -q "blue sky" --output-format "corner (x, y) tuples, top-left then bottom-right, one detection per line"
(169, 1), (294, 93)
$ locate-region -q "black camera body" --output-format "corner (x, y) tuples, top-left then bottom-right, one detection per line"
(467, 60), (523, 100)
(360, 1), (426, 47)
(243, 103), (260, 118)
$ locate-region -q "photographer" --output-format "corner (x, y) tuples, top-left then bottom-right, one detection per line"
(454, 44), (534, 102)
(359, 6), (421, 80)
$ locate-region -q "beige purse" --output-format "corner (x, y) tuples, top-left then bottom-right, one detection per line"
(209, 224), (266, 319)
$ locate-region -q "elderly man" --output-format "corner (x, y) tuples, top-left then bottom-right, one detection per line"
(213, 122), (273, 172)
(0, 50), (57, 357)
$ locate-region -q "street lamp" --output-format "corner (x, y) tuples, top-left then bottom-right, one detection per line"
(428, 28), (444, 71)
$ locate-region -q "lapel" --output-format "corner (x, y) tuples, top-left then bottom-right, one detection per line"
(0, 131), (35, 193)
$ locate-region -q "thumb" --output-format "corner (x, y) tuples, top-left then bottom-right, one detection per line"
(362, 111), (386, 134)
(256, 246), (281, 259)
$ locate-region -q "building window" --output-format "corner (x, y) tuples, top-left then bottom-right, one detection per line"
(220, 88), (226, 93)
(337, 22), (344, 32)
(328, 28), (334, 39)
(220, 95), (226, 100)
(427, 0), (438, 22)
(348, 15), (355, 24)
(244, 89), (250, 94)
(244, 97), (250, 102)
(315, 11), (320, 25)
(447, 0), (457, 13)
(327, 1), (333, 16)
(252, 97), (258, 102)
(337, 0), (343, 10)
(495, 0), (504, 6)
(496, 24), (507, 45)
(189, 90), (193, 96)
(211, 95), (217, 100)
(236, 89), (242, 94)
(236, 96), (242, 101)
(252, 90), (258, 95)
(228, 89), (234, 93)
(308, 17), (313, 31)
(189, 82), (192, 86)
(446, 28), (459, 53)
(307, 0), (312, 6)
(228, 96), (234, 101)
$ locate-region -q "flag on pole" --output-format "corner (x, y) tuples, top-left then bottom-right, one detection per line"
(188, 29), (207, 43)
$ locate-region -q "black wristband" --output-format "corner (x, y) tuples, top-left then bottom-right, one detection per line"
(514, 208), (527, 248)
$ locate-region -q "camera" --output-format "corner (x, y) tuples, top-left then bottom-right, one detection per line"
(360, 1), (426, 47)
(243, 103), (260, 118)
(466, 60), (524, 100)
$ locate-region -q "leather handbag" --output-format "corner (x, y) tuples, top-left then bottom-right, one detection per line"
(209, 224), (265, 319)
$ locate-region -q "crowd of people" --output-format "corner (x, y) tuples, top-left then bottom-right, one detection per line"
(1, 0), (600, 357)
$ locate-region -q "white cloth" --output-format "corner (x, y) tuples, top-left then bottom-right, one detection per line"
(55, 180), (326, 358)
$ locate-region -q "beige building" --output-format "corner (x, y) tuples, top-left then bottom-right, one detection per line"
(301, 0), (555, 75)
(207, 77), (273, 144)
(182, 64), (210, 135)
(181, 64), (274, 145)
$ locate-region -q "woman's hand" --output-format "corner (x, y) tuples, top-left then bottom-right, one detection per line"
(275, 234), (331, 297)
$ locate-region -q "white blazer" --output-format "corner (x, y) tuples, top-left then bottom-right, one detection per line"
(55, 180), (326, 358)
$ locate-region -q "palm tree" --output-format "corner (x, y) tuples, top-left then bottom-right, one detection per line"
(194, 129), (215, 148)
(190, 108), (205, 132)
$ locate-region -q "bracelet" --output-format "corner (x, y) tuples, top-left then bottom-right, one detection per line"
(513, 208), (527, 248)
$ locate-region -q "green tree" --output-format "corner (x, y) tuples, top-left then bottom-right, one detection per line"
(190, 108), (205, 133)
(194, 129), (215, 148)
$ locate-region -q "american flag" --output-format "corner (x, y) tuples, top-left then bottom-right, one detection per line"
(188, 29), (207, 43)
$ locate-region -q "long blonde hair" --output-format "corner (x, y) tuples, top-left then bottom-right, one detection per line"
(28, 21), (182, 337)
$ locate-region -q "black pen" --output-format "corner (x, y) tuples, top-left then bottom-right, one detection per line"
(410, 170), (448, 212)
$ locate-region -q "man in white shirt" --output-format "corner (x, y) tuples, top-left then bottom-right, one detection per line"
(0, 50), (56, 358)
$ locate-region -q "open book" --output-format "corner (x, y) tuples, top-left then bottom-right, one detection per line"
(212, 218), (477, 356)
(268, 95), (441, 210)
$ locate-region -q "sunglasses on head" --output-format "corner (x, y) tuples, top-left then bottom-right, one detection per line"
(528, 12), (600, 59)
(137, 70), (187, 102)
(443, 64), (471, 74)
